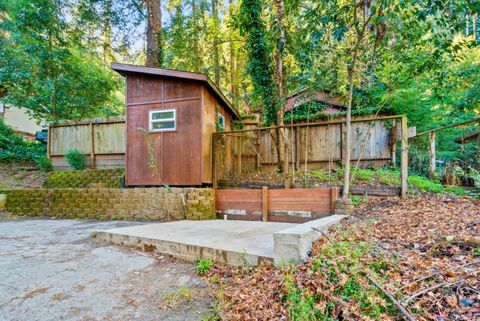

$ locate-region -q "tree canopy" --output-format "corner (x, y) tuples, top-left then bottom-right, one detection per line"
(0, 0), (478, 169)
(0, 0), (123, 121)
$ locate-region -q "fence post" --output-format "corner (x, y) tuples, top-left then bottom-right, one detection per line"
(401, 116), (408, 198)
(391, 119), (396, 166)
(90, 123), (95, 169)
(331, 186), (339, 213)
(340, 123), (345, 166)
(212, 134), (218, 189)
(236, 136), (242, 176)
(47, 125), (52, 159)
(262, 186), (269, 222)
(256, 130), (261, 170)
(428, 132), (436, 179)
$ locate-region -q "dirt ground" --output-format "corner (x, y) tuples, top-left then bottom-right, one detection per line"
(0, 217), (213, 321)
(0, 163), (45, 189)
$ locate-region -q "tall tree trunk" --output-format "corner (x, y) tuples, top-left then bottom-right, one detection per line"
(146, 0), (162, 67)
(48, 32), (57, 119)
(343, 0), (375, 198)
(474, 14), (477, 41)
(342, 43), (360, 199)
(274, 0), (286, 173)
(102, 0), (113, 63)
(212, 0), (220, 85)
(229, 0), (237, 105)
(191, 0), (201, 70)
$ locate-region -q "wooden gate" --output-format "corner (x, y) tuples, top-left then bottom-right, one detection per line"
(215, 187), (339, 223)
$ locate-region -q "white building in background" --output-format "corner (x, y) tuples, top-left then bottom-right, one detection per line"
(0, 103), (46, 142)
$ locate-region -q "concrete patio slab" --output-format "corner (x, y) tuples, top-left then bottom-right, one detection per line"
(93, 220), (297, 266)
(274, 214), (347, 264)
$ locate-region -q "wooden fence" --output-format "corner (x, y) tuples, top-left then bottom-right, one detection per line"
(216, 187), (339, 223)
(48, 117), (125, 170)
(213, 115), (409, 197)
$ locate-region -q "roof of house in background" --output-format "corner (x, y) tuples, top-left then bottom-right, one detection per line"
(111, 63), (240, 119)
(455, 129), (480, 143)
(285, 89), (347, 114)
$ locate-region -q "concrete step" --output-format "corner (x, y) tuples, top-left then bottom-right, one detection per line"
(273, 214), (347, 264)
(93, 216), (347, 267)
(92, 220), (296, 266)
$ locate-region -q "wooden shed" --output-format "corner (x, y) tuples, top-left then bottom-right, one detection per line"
(112, 63), (240, 186)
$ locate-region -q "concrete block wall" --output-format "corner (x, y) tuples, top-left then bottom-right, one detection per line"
(43, 169), (125, 188)
(1, 188), (215, 221)
(185, 189), (216, 220)
(0, 189), (49, 216)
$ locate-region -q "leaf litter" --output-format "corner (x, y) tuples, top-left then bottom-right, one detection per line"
(206, 194), (480, 320)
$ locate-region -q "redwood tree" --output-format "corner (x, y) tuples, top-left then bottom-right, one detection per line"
(145, 0), (162, 67)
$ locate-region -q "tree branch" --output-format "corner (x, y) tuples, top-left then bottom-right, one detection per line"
(366, 273), (417, 321)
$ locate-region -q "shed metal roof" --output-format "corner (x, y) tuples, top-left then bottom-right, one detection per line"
(111, 63), (240, 119)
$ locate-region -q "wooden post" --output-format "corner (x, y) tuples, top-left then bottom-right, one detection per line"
(256, 130), (261, 170)
(340, 123), (345, 166)
(262, 186), (269, 222)
(293, 127), (298, 171)
(236, 136), (242, 176)
(331, 186), (339, 213)
(212, 134), (218, 189)
(47, 125), (52, 159)
(428, 132), (436, 179)
(90, 123), (95, 169)
(391, 119), (396, 166)
(401, 116), (408, 198)
(295, 127), (301, 170)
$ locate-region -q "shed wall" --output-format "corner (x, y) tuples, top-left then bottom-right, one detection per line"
(126, 75), (203, 186)
(202, 87), (233, 184)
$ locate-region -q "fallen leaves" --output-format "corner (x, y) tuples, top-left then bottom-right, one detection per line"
(208, 194), (479, 320)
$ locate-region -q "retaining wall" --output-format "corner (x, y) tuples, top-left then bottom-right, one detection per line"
(43, 169), (125, 188)
(1, 188), (215, 221)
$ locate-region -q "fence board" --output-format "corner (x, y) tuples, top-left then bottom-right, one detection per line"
(215, 187), (337, 223)
(215, 117), (396, 180)
(94, 122), (126, 154)
(268, 189), (332, 213)
(50, 124), (91, 155)
(49, 118), (125, 169)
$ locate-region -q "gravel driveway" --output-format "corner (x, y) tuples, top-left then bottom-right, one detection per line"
(0, 218), (212, 321)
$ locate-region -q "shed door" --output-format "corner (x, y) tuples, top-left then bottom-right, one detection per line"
(126, 100), (202, 186)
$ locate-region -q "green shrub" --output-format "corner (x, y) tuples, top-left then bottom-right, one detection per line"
(309, 169), (329, 182)
(351, 195), (369, 207)
(65, 149), (86, 170)
(351, 169), (375, 182)
(445, 186), (467, 196)
(0, 118), (46, 163)
(376, 170), (401, 186)
(408, 175), (444, 193)
(195, 257), (213, 275)
(36, 156), (53, 172)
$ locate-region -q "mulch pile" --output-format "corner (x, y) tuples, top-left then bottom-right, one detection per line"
(208, 194), (480, 320)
